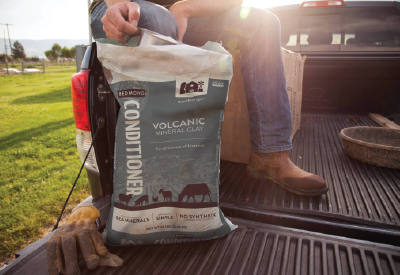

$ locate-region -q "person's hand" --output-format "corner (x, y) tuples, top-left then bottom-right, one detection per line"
(46, 206), (123, 275)
(170, 3), (189, 42)
(101, 2), (140, 44)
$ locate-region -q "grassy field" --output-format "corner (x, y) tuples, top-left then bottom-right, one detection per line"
(0, 72), (91, 262)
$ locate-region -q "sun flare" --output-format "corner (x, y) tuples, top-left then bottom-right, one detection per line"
(242, 0), (301, 9)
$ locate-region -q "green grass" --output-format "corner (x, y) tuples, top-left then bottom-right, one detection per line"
(0, 72), (91, 262)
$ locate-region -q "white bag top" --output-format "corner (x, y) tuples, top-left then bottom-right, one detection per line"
(97, 39), (233, 84)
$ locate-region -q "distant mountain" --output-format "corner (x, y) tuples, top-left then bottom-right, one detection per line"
(0, 39), (90, 59)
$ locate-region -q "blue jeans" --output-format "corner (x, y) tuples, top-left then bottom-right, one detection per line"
(91, 1), (292, 153)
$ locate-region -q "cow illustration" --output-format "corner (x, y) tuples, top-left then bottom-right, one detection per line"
(134, 195), (149, 206)
(178, 183), (212, 203)
(152, 196), (158, 203)
(119, 194), (133, 205)
(159, 189), (172, 202)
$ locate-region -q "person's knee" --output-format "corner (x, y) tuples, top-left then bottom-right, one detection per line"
(227, 7), (280, 39)
(134, 0), (178, 40)
(90, 2), (108, 39)
(251, 8), (281, 31)
(264, 10), (281, 31)
(90, 0), (178, 41)
(248, 8), (281, 43)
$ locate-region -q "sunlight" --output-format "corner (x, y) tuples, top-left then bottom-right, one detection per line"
(242, 0), (302, 9)
(228, 39), (239, 50)
(240, 7), (251, 19)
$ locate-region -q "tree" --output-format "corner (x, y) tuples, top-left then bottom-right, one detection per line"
(11, 41), (26, 61)
(61, 46), (72, 65)
(51, 43), (62, 62)
(25, 55), (39, 62)
(70, 46), (76, 59)
(61, 46), (71, 59)
(0, 54), (12, 61)
(45, 50), (55, 62)
(31, 55), (40, 62)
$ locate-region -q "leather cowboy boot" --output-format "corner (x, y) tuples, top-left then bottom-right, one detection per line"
(247, 150), (328, 196)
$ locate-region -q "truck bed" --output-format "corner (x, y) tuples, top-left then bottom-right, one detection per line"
(2, 113), (400, 274)
(220, 114), (400, 227)
(220, 114), (400, 246)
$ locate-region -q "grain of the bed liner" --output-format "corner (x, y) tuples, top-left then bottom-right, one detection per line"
(220, 114), (400, 229)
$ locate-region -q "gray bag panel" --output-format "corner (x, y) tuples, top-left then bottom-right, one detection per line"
(97, 37), (236, 246)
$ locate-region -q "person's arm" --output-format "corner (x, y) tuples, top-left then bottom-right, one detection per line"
(170, 0), (243, 41)
(101, 0), (141, 44)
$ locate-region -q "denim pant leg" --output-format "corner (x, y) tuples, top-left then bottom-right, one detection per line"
(184, 7), (293, 153)
(90, 0), (178, 40)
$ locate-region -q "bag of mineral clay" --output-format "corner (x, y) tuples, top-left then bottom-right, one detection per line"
(96, 30), (237, 246)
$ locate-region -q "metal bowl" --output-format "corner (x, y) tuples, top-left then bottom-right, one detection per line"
(340, 126), (400, 169)
(138, 28), (178, 46)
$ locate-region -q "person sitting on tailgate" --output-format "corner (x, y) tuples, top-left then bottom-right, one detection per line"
(46, 1), (329, 274)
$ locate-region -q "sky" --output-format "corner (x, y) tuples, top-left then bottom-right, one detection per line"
(1, 0), (92, 40)
(0, 0), (303, 41)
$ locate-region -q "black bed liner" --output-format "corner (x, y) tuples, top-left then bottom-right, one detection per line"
(2, 195), (400, 275)
(220, 114), (400, 236)
(293, 114), (400, 228)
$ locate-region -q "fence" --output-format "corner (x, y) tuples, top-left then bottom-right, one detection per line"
(0, 59), (77, 75)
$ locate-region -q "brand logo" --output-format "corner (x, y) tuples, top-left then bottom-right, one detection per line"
(118, 89), (146, 98)
(212, 81), (224, 87)
(176, 75), (209, 98)
(180, 81), (205, 94)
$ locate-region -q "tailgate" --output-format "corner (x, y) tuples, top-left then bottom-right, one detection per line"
(2, 195), (400, 275)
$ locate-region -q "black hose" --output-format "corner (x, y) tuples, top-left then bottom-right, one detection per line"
(52, 118), (105, 231)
